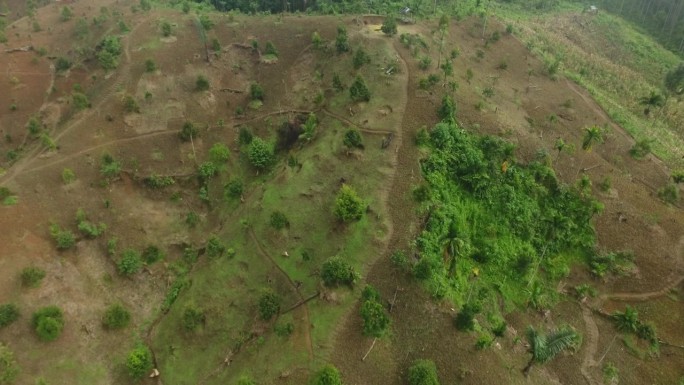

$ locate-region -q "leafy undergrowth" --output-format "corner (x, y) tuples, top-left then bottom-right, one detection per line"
(411, 119), (601, 313)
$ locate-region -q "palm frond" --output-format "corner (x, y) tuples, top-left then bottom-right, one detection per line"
(527, 326), (580, 364)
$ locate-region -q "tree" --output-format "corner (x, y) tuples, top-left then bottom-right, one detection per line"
(161, 21), (171, 37)
(32, 306), (65, 342)
(0, 343), (19, 384)
(258, 290), (280, 320)
(209, 143), (230, 163)
(441, 60), (453, 81)
(264, 41), (279, 57)
(270, 211), (289, 230)
(117, 249), (143, 276)
(581, 126), (603, 151)
(250, 83), (264, 101)
(49, 224), (76, 250)
(182, 305), (205, 331)
(334, 184), (364, 222)
(145, 59), (157, 72)
(299, 113), (317, 143)
(312, 31), (323, 49)
(349, 75), (371, 102)
(123, 95), (140, 113)
(335, 26), (349, 53)
(638, 91), (665, 116)
(454, 302), (481, 331)
(360, 299), (390, 337)
(612, 306), (639, 333)
(102, 304), (131, 330)
(20, 267), (45, 288)
(60, 6), (73, 22)
(179, 121), (198, 142)
(0, 304), (19, 329)
(381, 15), (398, 36)
(353, 48), (371, 69)
(408, 359), (440, 385)
(248, 137), (275, 171)
(196, 75), (210, 91)
(321, 257), (356, 287)
(311, 365), (343, 385)
(523, 326), (580, 376)
(438, 94), (456, 122)
(125, 345), (153, 380)
(343, 129), (364, 149)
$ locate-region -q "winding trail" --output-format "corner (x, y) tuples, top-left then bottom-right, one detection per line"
(579, 304), (600, 385)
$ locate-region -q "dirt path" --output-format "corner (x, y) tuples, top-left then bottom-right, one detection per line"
(248, 228), (314, 361)
(579, 304), (601, 385)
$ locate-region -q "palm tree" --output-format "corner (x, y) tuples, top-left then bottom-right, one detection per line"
(441, 222), (463, 276)
(639, 91), (665, 116)
(581, 126), (603, 151)
(523, 326), (581, 376)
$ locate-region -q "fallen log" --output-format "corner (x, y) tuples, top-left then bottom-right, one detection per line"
(4, 45), (33, 53)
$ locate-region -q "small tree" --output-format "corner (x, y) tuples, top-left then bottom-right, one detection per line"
(0, 343), (19, 384)
(360, 299), (390, 337)
(334, 184), (364, 222)
(60, 6), (73, 22)
(32, 306), (65, 342)
(161, 21), (172, 37)
(353, 48), (371, 70)
(638, 91), (665, 116)
(381, 15), (398, 36)
(49, 224), (76, 250)
(209, 143), (230, 163)
(258, 290), (281, 320)
(335, 26), (349, 53)
(117, 249), (143, 276)
(343, 129), (364, 149)
(438, 94), (456, 122)
(122, 95), (140, 113)
(408, 359), (440, 385)
(145, 59), (157, 72)
(321, 256), (356, 287)
(349, 75), (371, 102)
(299, 113), (317, 143)
(179, 121), (198, 142)
(102, 304), (131, 330)
(454, 302), (481, 331)
(250, 83), (264, 101)
(182, 305), (205, 331)
(332, 73), (345, 92)
(312, 31), (323, 49)
(264, 41), (279, 57)
(0, 304), (20, 328)
(196, 75), (210, 91)
(20, 267), (46, 288)
(270, 211), (290, 230)
(61, 168), (76, 184)
(523, 326), (580, 376)
(581, 126), (603, 151)
(248, 137), (274, 171)
(125, 345), (153, 380)
(311, 365), (343, 385)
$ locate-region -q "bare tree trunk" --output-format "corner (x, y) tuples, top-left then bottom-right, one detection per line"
(362, 338), (378, 361)
(522, 359), (534, 377)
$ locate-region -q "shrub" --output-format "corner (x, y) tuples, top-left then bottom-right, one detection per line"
(49, 224), (76, 250)
(349, 75), (371, 102)
(658, 183), (679, 204)
(0, 343), (19, 384)
(211, 38), (221, 51)
(258, 290), (281, 320)
(182, 305), (205, 331)
(381, 15), (398, 36)
(32, 306), (64, 342)
(353, 48), (371, 69)
(117, 249), (143, 276)
(123, 95), (140, 113)
(20, 267), (46, 288)
(312, 365), (343, 385)
(61, 168), (76, 184)
(199, 14), (214, 30)
(60, 6), (73, 21)
(321, 256), (356, 287)
(248, 137), (275, 170)
(205, 236), (226, 258)
(334, 184), (364, 222)
(186, 212), (200, 227)
(332, 73), (344, 92)
(196, 75), (210, 91)
(270, 211), (289, 230)
(335, 26), (349, 53)
(360, 299), (390, 337)
(454, 302), (481, 331)
(145, 59), (156, 72)
(179, 121), (198, 142)
(224, 179), (244, 199)
(0, 304), (20, 328)
(209, 143), (230, 163)
(142, 245), (164, 264)
(343, 129), (363, 149)
(161, 21), (171, 37)
(672, 171), (684, 183)
(198, 161), (218, 182)
(125, 345), (153, 379)
(264, 41), (278, 57)
(312, 31), (323, 49)
(72, 92), (90, 110)
(274, 322), (294, 337)
(250, 83), (264, 101)
(438, 94), (456, 122)
(418, 56), (432, 70)
(144, 174), (175, 189)
(238, 127), (253, 145)
(630, 139), (653, 159)
(55, 57), (72, 72)
(408, 359), (440, 385)
(102, 304), (131, 330)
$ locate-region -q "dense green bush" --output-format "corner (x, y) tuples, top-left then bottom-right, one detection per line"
(117, 249), (143, 276)
(125, 345), (153, 379)
(209, 143), (230, 163)
(32, 306), (64, 342)
(182, 305), (205, 331)
(250, 83), (264, 101)
(49, 224), (76, 250)
(100, 153), (122, 179)
(196, 75), (210, 91)
(334, 184), (365, 222)
(360, 299), (390, 337)
(349, 75), (371, 102)
(629, 139), (653, 159)
(205, 236), (226, 258)
(102, 304), (131, 330)
(0, 304), (20, 329)
(312, 365), (343, 385)
(408, 359), (440, 385)
(381, 15), (398, 36)
(352, 48), (371, 69)
(270, 211), (290, 230)
(20, 267), (45, 288)
(248, 137), (275, 170)
(335, 26), (349, 53)
(0, 343), (19, 384)
(321, 256), (356, 287)
(258, 290), (281, 320)
(264, 41), (278, 57)
(454, 302), (481, 331)
(224, 179), (244, 199)
(343, 129), (364, 149)
(179, 121), (199, 142)
(142, 245), (164, 264)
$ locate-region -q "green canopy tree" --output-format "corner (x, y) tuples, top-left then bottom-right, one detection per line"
(523, 326), (581, 376)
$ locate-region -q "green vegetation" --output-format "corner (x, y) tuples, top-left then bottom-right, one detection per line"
(250, 83), (264, 101)
(408, 359), (440, 385)
(76, 208), (106, 238)
(381, 15), (398, 36)
(269, 211), (290, 230)
(247, 137), (275, 171)
(98, 35), (122, 70)
(257, 290), (280, 320)
(333, 184), (365, 222)
(102, 304), (131, 330)
(32, 306), (65, 342)
(321, 256), (357, 287)
(60, 6), (73, 22)
(343, 129), (363, 150)
(161, 21), (172, 37)
(0, 304), (20, 329)
(0, 343), (18, 384)
(182, 305), (205, 331)
(20, 267), (45, 288)
(335, 26), (349, 53)
(352, 48), (370, 69)
(311, 365), (343, 385)
(145, 59), (157, 72)
(72, 92), (90, 110)
(123, 95), (140, 113)
(180, 121), (199, 142)
(264, 41), (278, 57)
(61, 168), (76, 184)
(100, 153), (122, 179)
(125, 345), (153, 379)
(49, 224), (76, 250)
(196, 75), (210, 91)
(349, 75), (371, 102)
(612, 306), (658, 346)
(523, 326), (580, 376)
(360, 286), (390, 337)
(117, 249), (143, 276)
(142, 245), (165, 264)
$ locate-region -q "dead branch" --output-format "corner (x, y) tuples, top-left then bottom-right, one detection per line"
(4, 45), (33, 53)
(219, 88), (244, 94)
(389, 286), (399, 313)
(362, 338), (377, 361)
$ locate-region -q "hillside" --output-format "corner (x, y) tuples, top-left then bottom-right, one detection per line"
(0, 1), (683, 385)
